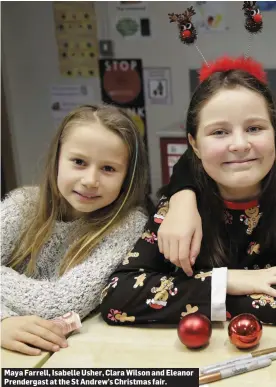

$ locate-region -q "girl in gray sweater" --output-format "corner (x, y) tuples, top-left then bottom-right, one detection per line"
(1, 104), (150, 355)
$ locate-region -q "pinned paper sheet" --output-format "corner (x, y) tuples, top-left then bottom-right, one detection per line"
(50, 84), (94, 127)
(194, 1), (228, 32)
(110, 1), (152, 39)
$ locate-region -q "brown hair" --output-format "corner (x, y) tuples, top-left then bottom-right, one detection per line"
(186, 70), (276, 268)
(9, 104), (149, 275)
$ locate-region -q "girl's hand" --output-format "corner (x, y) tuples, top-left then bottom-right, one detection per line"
(1, 315), (68, 355)
(158, 190), (202, 276)
(227, 267), (276, 297)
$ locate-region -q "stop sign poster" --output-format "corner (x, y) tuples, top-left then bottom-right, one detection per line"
(99, 59), (147, 144)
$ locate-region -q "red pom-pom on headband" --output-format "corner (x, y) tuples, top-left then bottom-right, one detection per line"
(199, 56), (267, 84)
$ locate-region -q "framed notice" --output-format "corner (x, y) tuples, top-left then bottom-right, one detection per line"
(144, 67), (172, 105)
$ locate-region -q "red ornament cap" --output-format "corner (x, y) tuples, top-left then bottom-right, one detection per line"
(199, 56), (267, 84)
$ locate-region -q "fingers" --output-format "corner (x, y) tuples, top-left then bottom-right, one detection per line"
(178, 239), (193, 276)
(167, 238), (180, 267)
(15, 331), (61, 353)
(162, 238), (181, 268)
(7, 341), (42, 356)
(27, 324), (68, 349)
(158, 230), (194, 274)
(189, 227), (202, 266)
(1, 316), (69, 357)
(162, 239), (170, 261)
(38, 318), (67, 340)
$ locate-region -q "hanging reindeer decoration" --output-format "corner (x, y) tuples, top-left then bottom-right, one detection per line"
(168, 3), (266, 81)
(242, 1), (263, 34)
(168, 6), (197, 45)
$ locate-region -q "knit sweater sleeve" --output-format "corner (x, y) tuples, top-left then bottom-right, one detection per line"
(1, 209), (147, 320)
(1, 187), (38, 266)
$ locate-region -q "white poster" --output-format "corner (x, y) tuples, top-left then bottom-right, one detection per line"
(50, 84), (94, 127)
(111, 1), (152, 39)
(143, 67), (172, 105)
(194, 1), (228, 32)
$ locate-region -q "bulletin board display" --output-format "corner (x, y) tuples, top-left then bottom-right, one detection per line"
(160, 137), (187, 185)
(53, 1), (99, 77)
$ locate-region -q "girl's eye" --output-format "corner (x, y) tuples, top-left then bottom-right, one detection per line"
(73, 159), (85, 166)
(248, 126), (261, 133)
(212, 130), (227, 136)
(103, 166), (115, 172)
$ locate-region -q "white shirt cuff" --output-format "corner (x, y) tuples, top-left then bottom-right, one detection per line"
(211, 267), (227, 321)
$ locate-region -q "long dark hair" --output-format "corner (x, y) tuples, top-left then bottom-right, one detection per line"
(187, 70), (276, 269)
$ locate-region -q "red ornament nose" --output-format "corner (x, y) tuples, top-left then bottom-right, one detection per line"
(253, 14), (262, 23)
(182, 30), (191, 38)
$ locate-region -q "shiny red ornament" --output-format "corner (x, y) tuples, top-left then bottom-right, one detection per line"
(228, 313), (262, 349)
(199, 56), (267, 84)
(178, 313), (212, 349)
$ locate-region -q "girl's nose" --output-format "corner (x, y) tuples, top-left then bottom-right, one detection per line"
(228, 134), (251, 153)
(81, 169), (99, 187)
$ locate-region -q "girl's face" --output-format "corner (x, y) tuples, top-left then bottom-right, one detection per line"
(189, 86), (275, 201)
(57, 121), (129, 219)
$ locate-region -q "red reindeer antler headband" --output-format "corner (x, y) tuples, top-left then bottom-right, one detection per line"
(168, 2), (267, 84)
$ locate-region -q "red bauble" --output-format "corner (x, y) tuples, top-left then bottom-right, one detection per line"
(178, 313), (212, 349)
(228, 313), (262, 349)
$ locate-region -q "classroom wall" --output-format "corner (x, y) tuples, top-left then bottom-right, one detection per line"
(2, 1), (276, 198)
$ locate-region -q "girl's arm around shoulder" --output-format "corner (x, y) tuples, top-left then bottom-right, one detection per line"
(163, 150), (197, 198)
(1, 207), (148, 321)
(1, 186), (39, 266)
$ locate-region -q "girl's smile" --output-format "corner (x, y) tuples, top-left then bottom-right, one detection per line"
(73, 191), (101, 201)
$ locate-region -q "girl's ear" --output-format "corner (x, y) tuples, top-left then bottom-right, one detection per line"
(188, 133), (201, 159)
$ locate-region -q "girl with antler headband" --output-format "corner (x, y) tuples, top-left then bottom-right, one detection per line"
(100, 3), (276, 325)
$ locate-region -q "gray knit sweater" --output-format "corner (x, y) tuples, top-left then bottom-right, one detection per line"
(1, 187), (147, 321)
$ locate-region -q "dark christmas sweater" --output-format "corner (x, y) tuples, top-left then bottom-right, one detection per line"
(100, 197), (276, 326)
